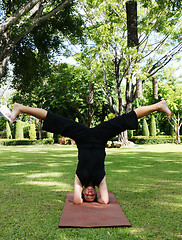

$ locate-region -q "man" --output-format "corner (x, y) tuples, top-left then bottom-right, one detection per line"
(10, 100), (171, 204)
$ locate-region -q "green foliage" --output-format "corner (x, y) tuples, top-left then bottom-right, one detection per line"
(142, 67), (182, 138)
(170, 124), (176, 137)
(128, 130), (133, 139)
(15, 121), (24, 139)
(75, 0), (182, 117)
(0, 138), (55, 145)
(130, 136), (176, 144)
(35, 138), (54, 145)
(142, 118), (150, 136)
(47, 132), (53, 139)
(1, 0), (84, 88)
(29, 123), (36, 140)
(0, 139), (35, 146)
(150, 115), (157, 136)
(105, 113), (116, 121)
(0, 117), (6, 131)
(0, 130), (6, 138)
(6, 121), (12, 139)
(13, 63), (109, 126)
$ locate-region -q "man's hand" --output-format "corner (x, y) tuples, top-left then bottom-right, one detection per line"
(98, 177), (109, 204)
(74, 197), (83, 205)
(97, 197), (109, 204)
(74, 174), (83, 205)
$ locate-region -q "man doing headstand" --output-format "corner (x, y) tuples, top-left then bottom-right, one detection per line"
(10, 100), (171, 204)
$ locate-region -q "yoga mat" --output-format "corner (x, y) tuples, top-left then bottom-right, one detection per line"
(58, 192), (131, 228)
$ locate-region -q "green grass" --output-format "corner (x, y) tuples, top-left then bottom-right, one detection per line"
(0, 144), (182, 240)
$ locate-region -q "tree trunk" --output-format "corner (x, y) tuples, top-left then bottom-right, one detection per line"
(177, 126), (180, 144)
(126, 1), (138, 47)
(89, 82), (94, 128)
(152, 77), (158, 100)
(169, 112), (181, 144)
(136, 78), (142, 98)
(120, 1), (138, 146)
(39, 119), (42, 140)
(125, 102), (133, 114)
(177, 112), (181, 144)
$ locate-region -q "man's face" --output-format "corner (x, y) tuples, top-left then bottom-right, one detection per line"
(83, 186), (96, 202)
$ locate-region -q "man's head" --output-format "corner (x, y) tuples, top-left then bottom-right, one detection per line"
(82, 186), (97, 202)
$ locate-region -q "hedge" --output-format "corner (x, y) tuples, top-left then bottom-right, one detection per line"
(0, 138), (54, 146)
(0, 139), (36, 146)
(35, 138), (54, 145)
(0, 136), (181, 146)
(130, 136), (176, 144)
(110, 135), (181, 144)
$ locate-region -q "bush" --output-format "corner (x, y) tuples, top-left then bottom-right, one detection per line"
(29, 123), (37, 139)
(6, 121), (12, 139)
(47, 132), (54, 139)
(128, 130), (133, 139)
(130, 136), (175, 144)
(142, 118), (149, 136)
(0, 130), (6, 138)
(0, 139), (35, 146)
(36, 138), (54, 145)
(15, 121), (24, 139)
(150, 115), (157, 137)
(0, 138), (54, 146)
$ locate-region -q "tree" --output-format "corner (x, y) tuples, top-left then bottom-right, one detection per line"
(12, 63), (109, 129)
(143, 67), (182, 142)
(76, 0), (182, 116)
(0, 0), (84, 88)
(160, 84), (182, 144)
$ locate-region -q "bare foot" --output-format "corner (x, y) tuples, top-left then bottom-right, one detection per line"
(10, 103), (22, 125)
(158, 100), (172, 120)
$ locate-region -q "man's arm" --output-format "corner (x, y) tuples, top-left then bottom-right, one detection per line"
(98, 176), (109, 204)
(74, 174), (83, 204)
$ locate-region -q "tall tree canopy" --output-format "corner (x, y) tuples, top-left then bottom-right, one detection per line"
(75, 0), (182, 115)
(0, 0), (84, 89)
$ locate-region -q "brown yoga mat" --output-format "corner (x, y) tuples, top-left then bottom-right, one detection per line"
(58, 192), (131, 228)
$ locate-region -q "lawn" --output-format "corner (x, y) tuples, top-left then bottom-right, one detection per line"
(0, 144), (182, 240)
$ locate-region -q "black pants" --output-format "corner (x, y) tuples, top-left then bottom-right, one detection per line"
(42, 111), (138, 187)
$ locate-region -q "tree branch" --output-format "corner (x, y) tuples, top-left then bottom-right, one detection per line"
(148, 42), (182, 77)
(0, 0), (40, 35)
(139, 35), (169, 62)
(5, 0), (73, 51)
(36, 0), (73, 24)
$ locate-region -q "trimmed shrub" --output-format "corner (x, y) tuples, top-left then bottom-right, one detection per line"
(142, 118), (149, 136)
(29, 123), (37, 140)
(36, 138), (54, 145)
(130, 136), (175, 144)
(47, 132), (54, 139)
(150, 115), (157, 137)
(0, 138), (55, 145)
(6, 121), (12, 139)
(0, 139), (35, 146)
(128, 130), (133, 139)
(0, 130), (6, 138)
(15, 121), (24, 139)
